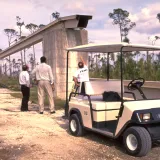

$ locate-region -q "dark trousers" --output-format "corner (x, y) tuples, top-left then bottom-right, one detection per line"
(81, 82), (85, 95)
(21, 85), (30, 111)
(74, 82), (85, 96)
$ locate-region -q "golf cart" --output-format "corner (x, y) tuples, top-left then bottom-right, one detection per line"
(65, 43), (160, 157)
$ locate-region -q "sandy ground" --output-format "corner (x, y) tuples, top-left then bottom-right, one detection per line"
(0, 88), (160, 160)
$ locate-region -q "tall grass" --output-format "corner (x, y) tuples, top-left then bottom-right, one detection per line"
(0, 76), (20, 91)
(0, 76), (65, 110)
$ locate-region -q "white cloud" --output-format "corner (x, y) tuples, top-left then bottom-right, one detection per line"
(88, 28), (121, 43)
(129, 14), (138, 22)
(141, 8), (150, 16)
(89, 27), (160, 46)
(62, 1), (95, 14)
(128, 3), (160, 35)
(82, 0), (120, 5)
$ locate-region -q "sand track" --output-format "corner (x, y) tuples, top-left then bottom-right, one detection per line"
(0, 88), (159, 160)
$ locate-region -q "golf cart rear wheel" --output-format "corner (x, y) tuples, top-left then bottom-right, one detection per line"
(69, 114), (84, 136)
(123, 126), (151, 157)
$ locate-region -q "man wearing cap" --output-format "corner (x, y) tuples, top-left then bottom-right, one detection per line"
(19, 65), (30, 111)
(31, 56), (55, 114)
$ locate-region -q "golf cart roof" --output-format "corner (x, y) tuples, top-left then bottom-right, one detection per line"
(67, 42), (160, 53)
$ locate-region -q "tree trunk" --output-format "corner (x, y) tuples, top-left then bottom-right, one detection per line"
(33, 45), (36, 66)
(2, 64), (4, 74)
(24, 49), (26, 64)
(0, 64), (2, 76)
(119, 25), (122, 42)
(20, 51), (23, 65)
(5, 63), (7, 75)
(20, 26), (23, 66)
(8, 41), (12, 76)
(147, 51), (149, 62)
(9, 56), (12, 76)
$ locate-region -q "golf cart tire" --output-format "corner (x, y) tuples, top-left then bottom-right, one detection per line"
(69, 114), (84, 137)
(123, 126), (151, 157)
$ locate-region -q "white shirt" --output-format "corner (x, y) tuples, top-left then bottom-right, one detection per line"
(31, 63), (54, 84)
(74, 65), (89, 82)
(19, 71), (30, 87)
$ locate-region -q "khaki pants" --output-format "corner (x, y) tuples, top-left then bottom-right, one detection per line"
(38, 80), (55, 112)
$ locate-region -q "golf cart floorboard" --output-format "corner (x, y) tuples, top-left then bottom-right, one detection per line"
(91, 127), (114, 137)
(101, 127), (115, 133)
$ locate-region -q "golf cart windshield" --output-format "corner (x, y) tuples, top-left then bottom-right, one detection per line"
(66, 42), (160, 101)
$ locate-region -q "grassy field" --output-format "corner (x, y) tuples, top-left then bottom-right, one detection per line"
(0, 76), (20, 91)
(0, 76), (65, 110)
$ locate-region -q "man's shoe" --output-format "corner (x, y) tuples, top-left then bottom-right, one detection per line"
(50, 111), (56, 114)
(40, 112), (43, 114)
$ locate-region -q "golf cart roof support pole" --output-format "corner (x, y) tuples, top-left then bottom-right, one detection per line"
(120, 47), (124, 99)
(65, 51), (69, 117)
(118, 46), (125, 117)
(107, 52), (110, 81)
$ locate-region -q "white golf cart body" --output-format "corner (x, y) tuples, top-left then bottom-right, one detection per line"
(66, 43), (160, 156)
(69, 81), (160, 136)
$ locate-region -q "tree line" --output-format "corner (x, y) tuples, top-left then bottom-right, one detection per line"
(89, 8), (160, 81)
(1, 8), (160, 80)
(89, 51), (160, 81)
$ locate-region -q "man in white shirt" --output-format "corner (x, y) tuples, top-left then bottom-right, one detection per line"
(19, 65), (30, 111)
(31, 56), (55, 114)
(73, 56), (89, 95)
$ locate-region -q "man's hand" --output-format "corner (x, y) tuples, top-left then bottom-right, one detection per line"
(73, 77), (80, 87)
(75, 83), (80, 87)
(51, 83), (55, 91)
(33, 79), (38, 85)
(80, 55), (85, 65)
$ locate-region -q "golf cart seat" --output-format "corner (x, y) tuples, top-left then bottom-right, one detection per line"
(70, 80), (123, 123)
(84, 80), (122, 95)
(84, 81), (122, 121)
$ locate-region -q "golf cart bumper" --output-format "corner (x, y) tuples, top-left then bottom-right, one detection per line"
(131, 108), (160, 140)
(146, 124), (160, 141)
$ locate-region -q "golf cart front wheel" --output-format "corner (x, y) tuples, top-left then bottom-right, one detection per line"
(69, 114), (84, 136)
(123, 126), (151, 157)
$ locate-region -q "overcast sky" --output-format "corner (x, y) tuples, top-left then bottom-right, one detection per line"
(0, 0), (160, 62)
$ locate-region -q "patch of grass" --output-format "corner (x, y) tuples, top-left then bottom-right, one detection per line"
(1, 76), (65, 110)
(11, 89), (65, 110)
(0, 76), (20, 91)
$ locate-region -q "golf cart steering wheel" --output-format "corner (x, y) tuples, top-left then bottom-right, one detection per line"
(128, 78), (145, 91)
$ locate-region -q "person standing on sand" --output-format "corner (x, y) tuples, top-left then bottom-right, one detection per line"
(19, 65), (30, 111)
(31, 56), (55, 114)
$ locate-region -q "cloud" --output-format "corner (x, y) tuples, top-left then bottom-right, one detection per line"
(128, 2), (160, 35)
(88, 27), (160, 46)
(82, 0), (120, 5)
(88, 27), (121, 44)
(62, 1), (95, 14)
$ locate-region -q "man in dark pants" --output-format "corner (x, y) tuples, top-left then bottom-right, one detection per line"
(19, 65), (30, 111)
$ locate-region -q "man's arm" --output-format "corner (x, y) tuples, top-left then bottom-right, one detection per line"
(80, 55), (86, 65)
(73, 70), (80, 86)
(31, 67), (36, 79)
(26, 72), (30, 87)
(49, 66), (54, 84)
(73, 76), (80, 86)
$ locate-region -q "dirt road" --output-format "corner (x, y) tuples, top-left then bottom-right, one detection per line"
(0, 88), (160, 160)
